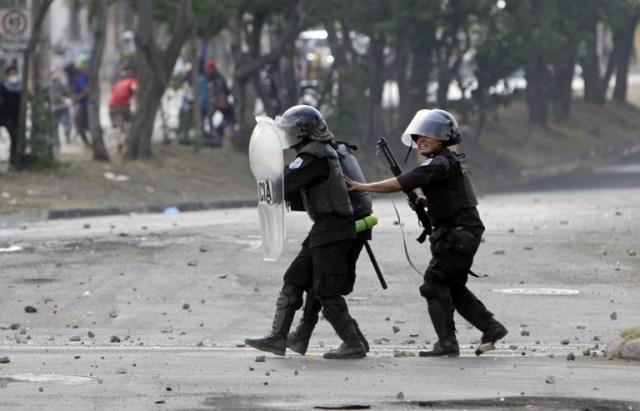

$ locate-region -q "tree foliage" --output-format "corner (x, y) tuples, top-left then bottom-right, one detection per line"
(126, 0), (194, 159)
(11, 0), (640, 166)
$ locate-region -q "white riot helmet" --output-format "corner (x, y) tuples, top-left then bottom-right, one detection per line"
(275, 105), (333, 147)
(400, 109), (461, 148)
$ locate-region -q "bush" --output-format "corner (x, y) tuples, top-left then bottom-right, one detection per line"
(620, 327), (640, 341)
(26, 89), (59, 170)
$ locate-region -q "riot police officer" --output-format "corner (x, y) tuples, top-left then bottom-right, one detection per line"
(286, 141), (372, 356)
(346, 109), (508, 357)
(245, 105), (367, 359)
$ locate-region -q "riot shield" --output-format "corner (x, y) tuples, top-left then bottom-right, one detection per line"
(248, 116), (287, 261)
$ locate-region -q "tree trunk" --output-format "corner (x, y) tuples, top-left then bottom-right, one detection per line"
(436, 28), (470, 109)
(69, 0), (82, 41)
(551, 52), (577, 121)
(394, 27), (410, 135)
(470, 77), (488, 141)
(613, 12), (639, 103)
(189, 27), (203, 146)
(88, 0), (110, 162)
(580, 20), (617, 106)
(525, 60), (550, 126)
(129, 71), (164, 158)
(15, 0), (53, 169)
(247, 12), (279, 118)
(365, 33), (386, 145)
(408, 48), (430, 121)
(581, 50), (607, 105)
(229, 2), (309, 151)
(126, 0), (193, 160)
(229, 15), (258, 152)
(232, 77), (256, 152)
(324, 20), (363, 140)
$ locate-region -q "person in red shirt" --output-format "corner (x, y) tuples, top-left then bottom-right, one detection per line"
(109, 68), (137, 153)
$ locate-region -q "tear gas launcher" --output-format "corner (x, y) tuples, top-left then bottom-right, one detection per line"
(376, 137), (432, 243)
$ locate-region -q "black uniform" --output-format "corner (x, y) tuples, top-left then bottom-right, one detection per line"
(397, 148), (502, 354)
(282, 143), (356, 297)
(285, 142), (372, 355)
(245, 139), (367, 358)
(0, 81), (21, 168)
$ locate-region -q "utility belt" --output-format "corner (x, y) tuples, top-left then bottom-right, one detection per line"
(430, 225), (482, 256)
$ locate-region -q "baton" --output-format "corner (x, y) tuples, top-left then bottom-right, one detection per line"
(364, 241), (387, 289)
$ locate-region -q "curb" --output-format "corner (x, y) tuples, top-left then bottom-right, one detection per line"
(43, 198), (257, 220)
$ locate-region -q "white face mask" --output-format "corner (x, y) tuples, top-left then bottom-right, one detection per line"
(7, 74), (20, 84)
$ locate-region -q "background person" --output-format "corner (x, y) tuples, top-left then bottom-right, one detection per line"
(206, 59), (235, 150)
(0, 66), (22, 170)
(49, 72), (72, 146)
(71, 56), (91, 147)
(108, 68), (137, 153)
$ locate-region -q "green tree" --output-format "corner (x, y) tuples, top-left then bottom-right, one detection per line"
(126, 0), (194, 159)
(319, 0), (391, 146)
(14, 0), (54, 170)
(501, 0), (558, 126)
(87, 0), (110, 161)
(433, 0), (494, 110)
(611, 0), (640, 103)
(577, 0), (639, 106)
(226, 0), (314, 150)
(470, 3), (521, 139)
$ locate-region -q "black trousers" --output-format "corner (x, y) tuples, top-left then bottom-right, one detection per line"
(283, 237), (355, 298)
(420, 226), (493, 335)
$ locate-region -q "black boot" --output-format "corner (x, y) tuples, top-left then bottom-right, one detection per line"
(419, 298), (459, 358)
(245, 287), (300, 356)
(287, 297), (370, 355)
(287, 296), (321, 355)
(321, 298), (366, 359)
(452, 290), (508, 355)
(352, 319), (370, 353)
(475, 319), (509, 356)
(323, 341), (367, 359)
(419, 337), (460, 357)
(245, 334), (287, 356)
(481, 318), (508, 344)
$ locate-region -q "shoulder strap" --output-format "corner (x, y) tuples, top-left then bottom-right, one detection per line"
(334, 140), (358, 151)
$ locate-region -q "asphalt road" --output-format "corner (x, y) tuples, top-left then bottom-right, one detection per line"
(1, 154), (640, 410)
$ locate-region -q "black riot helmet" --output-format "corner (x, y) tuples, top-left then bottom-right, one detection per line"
(275, 105), (333, 147)
(401, 109), (461, 148)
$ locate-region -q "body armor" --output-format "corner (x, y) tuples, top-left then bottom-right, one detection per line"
(424, 149), (478, 227)
(334, 142), (372, 219)
(299, 141), (353, 220)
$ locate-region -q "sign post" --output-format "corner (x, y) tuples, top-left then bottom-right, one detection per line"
(0, 0), (31, 52)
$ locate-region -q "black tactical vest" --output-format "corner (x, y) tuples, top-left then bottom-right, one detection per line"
(334, 142), (372, 219)
(299, 141), (354, 220)
(423, 149), (478, 227)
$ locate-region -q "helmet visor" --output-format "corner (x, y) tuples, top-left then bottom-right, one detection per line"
(275, 116), (301, 147)
(400, 109), (449, 147)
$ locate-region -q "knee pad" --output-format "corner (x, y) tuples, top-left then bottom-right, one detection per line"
(419, 281), (437, 299)
(419, 277), (450, 302)
(277, 283), (303, 310)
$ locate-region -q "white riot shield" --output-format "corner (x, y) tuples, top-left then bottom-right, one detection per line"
(249, 116), (287, 261)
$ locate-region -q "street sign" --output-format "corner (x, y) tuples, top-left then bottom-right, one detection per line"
(0, 0), (30, 51)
